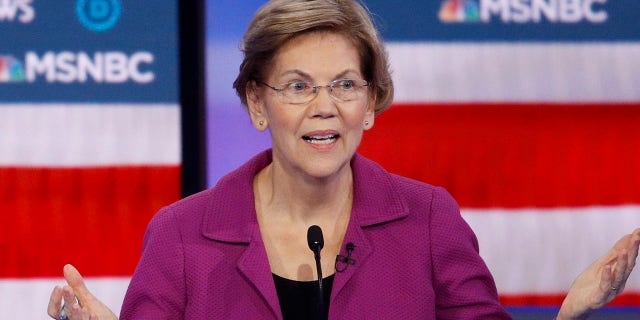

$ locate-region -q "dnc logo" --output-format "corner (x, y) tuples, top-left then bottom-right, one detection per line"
(76, 0), (121, 32)
(0, 55), (25, 83)
(439, 0), (480, 23)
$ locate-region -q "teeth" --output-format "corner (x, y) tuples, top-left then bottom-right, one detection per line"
(311, 134), (334, 140)
(304, 134), (338, 144)
(309, 137), (336, 145)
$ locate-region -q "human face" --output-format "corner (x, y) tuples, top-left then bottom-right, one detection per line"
(248, 32), (375, 181)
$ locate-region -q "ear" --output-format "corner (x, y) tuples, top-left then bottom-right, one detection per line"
(363, 96), (375, 130)
(246, 81), (268, 131)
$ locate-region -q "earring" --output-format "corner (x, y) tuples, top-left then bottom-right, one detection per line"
(258, 120), (264, 126)
(364, 120), (370, 127)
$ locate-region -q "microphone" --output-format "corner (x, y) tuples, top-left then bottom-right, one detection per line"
(307, 225), (325, 320)
(335, 242), (356, 272)
(307, 225), (324, 257)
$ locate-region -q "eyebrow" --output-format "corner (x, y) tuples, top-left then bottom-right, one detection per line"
(276, 69), (362, 82)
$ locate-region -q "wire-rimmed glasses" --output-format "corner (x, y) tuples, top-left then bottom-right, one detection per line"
(259, 79), (370, 105)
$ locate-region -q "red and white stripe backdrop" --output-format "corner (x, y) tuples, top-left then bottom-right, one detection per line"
(0, 104), (181, 318)
(359, 42), (640, 306)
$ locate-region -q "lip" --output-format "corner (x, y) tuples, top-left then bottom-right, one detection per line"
(302, 130), (340, 149)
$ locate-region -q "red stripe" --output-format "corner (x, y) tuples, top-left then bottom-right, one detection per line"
(359, 103), (640, 208)
(0, 166), (180, 277)
(500, 293), (640, 307)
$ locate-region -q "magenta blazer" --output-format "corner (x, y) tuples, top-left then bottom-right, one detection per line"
(120, 150), (510, 319)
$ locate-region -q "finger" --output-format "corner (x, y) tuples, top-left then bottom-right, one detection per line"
(63, 264), (95, 304)
(62, 285), (78, 307)
(596, 263), (619, 307)
(612, 250), (629, 292)
(601, 231), (636, 267)
(627, 229), (640, 269)
(69, 302), (91, 320)
(599, 264), (613, 293)
(47, 286), (63, 318)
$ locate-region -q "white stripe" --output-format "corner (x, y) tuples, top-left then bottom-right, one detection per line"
(462, 205), (640, 294)
(388, 42), (640, 103)
(0, 104), (180, 166)
(0, 277), (129, 319)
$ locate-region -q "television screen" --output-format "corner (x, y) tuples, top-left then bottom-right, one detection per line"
(0, 1), (181, 317)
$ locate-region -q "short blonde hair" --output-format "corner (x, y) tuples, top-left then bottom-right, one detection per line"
(233, 0), (394, 115)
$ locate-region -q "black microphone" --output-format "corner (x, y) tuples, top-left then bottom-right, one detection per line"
(307, 225), (325, 320)
(335, 242), (356, 272)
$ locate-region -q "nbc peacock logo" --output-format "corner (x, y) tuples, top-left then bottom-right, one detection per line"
(0, 55), (25, 83)
(439, 0), (480, 23)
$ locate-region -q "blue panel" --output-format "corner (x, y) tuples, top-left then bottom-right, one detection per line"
(365, 0), (640, 42)
(0, 0), (178, 102)
(506, 306), (640, 319)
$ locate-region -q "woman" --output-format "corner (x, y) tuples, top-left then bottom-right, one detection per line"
(48, 0), (640, 319)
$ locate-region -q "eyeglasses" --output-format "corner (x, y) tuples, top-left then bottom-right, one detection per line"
(258, 79), (370, 105)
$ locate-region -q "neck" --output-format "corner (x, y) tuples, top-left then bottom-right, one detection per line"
(254, 161), (354, 225)
(253, 155), (355, 281)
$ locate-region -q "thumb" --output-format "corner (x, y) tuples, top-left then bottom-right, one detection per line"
(63, 264), (96, 303)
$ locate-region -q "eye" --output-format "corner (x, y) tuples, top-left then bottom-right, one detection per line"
(337, 79), (355, 90)
(286, 81), (309, 92)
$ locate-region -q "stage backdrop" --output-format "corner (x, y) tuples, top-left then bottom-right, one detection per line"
(206, 0), (640, 316)
(0, 0), (180, 318)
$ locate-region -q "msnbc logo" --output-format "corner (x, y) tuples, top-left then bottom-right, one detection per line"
(439, 0), (480, 23)
(1, 52), (154, 84)
(440, 0), (608, 23)
(0, 55), (25, 82)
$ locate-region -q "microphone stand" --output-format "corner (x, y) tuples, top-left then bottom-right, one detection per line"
(307, 225), (325, 320)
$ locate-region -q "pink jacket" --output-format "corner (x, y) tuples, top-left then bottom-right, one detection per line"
(120, 150), (510, 319)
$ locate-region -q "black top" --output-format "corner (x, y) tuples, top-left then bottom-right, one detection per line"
(273, 273), (335, 320)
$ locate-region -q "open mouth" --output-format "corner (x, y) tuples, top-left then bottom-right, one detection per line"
(302, 134), (339, 145)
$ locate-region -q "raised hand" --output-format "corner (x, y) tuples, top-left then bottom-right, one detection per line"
(47, 264), (118, 320)
(557, 228), (640, 319)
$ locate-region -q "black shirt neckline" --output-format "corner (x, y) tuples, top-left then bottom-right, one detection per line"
(272, 273), (335, 320)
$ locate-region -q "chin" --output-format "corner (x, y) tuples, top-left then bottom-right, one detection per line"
(301, 158), (351, 180)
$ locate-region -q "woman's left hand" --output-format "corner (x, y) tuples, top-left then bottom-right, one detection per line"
(557, 228), (640, 320)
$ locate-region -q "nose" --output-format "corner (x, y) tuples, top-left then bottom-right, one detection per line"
(308, 85), (337, 117)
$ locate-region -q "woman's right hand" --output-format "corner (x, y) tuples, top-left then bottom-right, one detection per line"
(47, 264), (118, 320)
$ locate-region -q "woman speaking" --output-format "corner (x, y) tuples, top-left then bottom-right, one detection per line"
(48, 1), (640, 319)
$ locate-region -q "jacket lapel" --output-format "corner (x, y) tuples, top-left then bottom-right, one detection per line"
(329, 222), (372, 301)
(201, 151), (281, 318)
(236, 223), (282, 319)
(330, 154), (409, 303)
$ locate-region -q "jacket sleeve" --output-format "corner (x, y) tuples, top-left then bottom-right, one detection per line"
(119, 206), (186, 319)
(429, 187), (512, 319)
